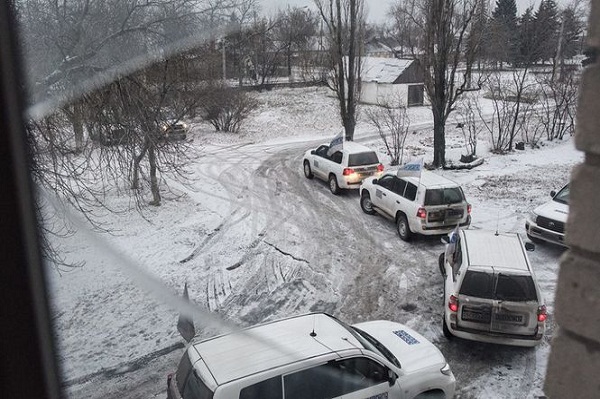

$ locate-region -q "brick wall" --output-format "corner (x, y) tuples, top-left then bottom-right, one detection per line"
(544, 1), (600, 397)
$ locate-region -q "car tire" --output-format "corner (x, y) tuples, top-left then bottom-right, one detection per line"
(303, 161), (314, 179)
(329, 174), (340, 195)
(396, 214), (411, 241)
(442, 317), (453, 339)
(438, 253), (445, 276)
(527, 233), (542, 244)
(360, 192), (376, 215)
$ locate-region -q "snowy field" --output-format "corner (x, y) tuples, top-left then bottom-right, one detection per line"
(46, 85), (582, 398)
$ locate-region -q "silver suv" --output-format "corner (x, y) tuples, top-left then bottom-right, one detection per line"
(440, 229), (546, 347)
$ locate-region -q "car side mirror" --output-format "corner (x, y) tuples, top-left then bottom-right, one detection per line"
(388, 369), (397, 386)
(311, 150), (316, 155)
(372, 179), (378, 185)
(441, 236), (449, 244)
(525, 242), (535, 251)
(550, 190), (556, 197)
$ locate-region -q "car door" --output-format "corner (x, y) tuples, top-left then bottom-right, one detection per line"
(489, 274), (540, 336)
(312, 145), (330, 179)
(455, 269), (495, 333)
(282, 357), (400, 399)
(371, 175), (396, 216)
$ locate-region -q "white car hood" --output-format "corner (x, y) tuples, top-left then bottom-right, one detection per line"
(353, 320), (446, 374)
(533, 200), (569, 223)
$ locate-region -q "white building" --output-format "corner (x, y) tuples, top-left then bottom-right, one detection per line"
(360, 57), (425, 107)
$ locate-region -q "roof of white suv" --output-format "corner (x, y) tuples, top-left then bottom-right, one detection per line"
(335, 141), (376, 154)
(462, 230), (530, 272)
(400, 170), (461, 188)
(189, 313), (362, 385)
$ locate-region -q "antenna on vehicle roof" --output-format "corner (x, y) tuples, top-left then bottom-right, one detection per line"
(310, 314), (317, 337)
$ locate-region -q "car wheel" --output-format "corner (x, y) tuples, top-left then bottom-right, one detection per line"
(438, 253), (445, 276)
(442, 317), (453, 339)
(329, 174), (340, 195)
(527, 233), (542, 244)
(360, 192), (376, 215)
(396, 214), (411, 241)
(303, 161), (314, 179)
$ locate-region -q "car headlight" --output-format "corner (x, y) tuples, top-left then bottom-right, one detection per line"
(440, 363), (452, 376)
(529, 210), (539, 222)
(181, 123), (188, 129)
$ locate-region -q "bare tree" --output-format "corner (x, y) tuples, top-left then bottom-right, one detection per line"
(275, 7), (318, 81)
(315, 0), (365, 141)
(366, 101), (411, 166)
(478, 70), (537, 153)
(536, 71), (578, 141)
(455, 92), (484, 159)
(391, 0), (481, 167)
(201, 83), (259, 132)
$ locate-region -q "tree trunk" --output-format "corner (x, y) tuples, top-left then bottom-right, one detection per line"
(131, 139), (149, 190)
(148, 143), (161, 206)
(433, 112), (446, 167)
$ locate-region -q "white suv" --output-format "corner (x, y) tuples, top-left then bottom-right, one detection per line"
(167, 313), (455, 399)
(303, 141), (384, 195)
(440, 229), (546, 347)
(359, 170), (471, 241)
(525, 183), (569, 247)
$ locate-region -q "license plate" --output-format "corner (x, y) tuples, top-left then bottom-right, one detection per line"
(462, 308), (491, 323)
(446, 208), (463, 218)
(494, 313), (524, 323)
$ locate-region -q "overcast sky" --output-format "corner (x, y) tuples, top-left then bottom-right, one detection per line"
(260, 0), (572, 24)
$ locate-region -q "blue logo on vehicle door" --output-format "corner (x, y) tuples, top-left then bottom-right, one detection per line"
(393, 330), (419, 345)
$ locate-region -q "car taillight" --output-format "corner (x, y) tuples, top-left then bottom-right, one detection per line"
(343, 168), (355, 176)
(377, 163), (384, 172)
(416, 207), (427, 219)
(448, 295), (459, 312)
(467, 204), (472, 214)
(537, 305), (547, 322)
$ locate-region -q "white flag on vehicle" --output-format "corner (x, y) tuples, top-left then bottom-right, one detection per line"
(397, 158), (423, 178)
(327, 132), (344, 156)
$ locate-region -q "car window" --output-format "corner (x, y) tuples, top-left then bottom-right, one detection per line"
(393, 178), (407, 196)
(240, 376), (282, 399)
(176, 354), (193, 393)
(495, 274), (538, 302)
(404, 182), (418, 201)
(283, 358), (388, 399)
(378, 175), (395, 190)
(348, 151), (379, 166)
(553, 185), (570, 204)
(425, 187), (464, 205)
(331, 151), (343, 164)
(315, 145), (330, 158)
(459, 270), (495, 299)
(182, 370), (214, 399)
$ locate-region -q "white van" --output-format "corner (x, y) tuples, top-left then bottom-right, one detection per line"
(167, 313), (455, 399)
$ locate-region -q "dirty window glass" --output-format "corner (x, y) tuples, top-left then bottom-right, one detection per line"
(495, 274), (538, 302)
(348, 152), (379, 166)
(459, 271), (495, 299)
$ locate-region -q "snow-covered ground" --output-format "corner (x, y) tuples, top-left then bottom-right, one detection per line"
(47, 85), (582, 398)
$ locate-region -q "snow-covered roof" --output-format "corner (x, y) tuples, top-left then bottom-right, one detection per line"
(361, 57), (415, 83)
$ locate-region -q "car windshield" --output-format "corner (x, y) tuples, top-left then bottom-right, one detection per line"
(424, 187), (464, 205)
(553, 185), (570, 205)
(350, 326), (402, 369)
(348, 152), (379, 166)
